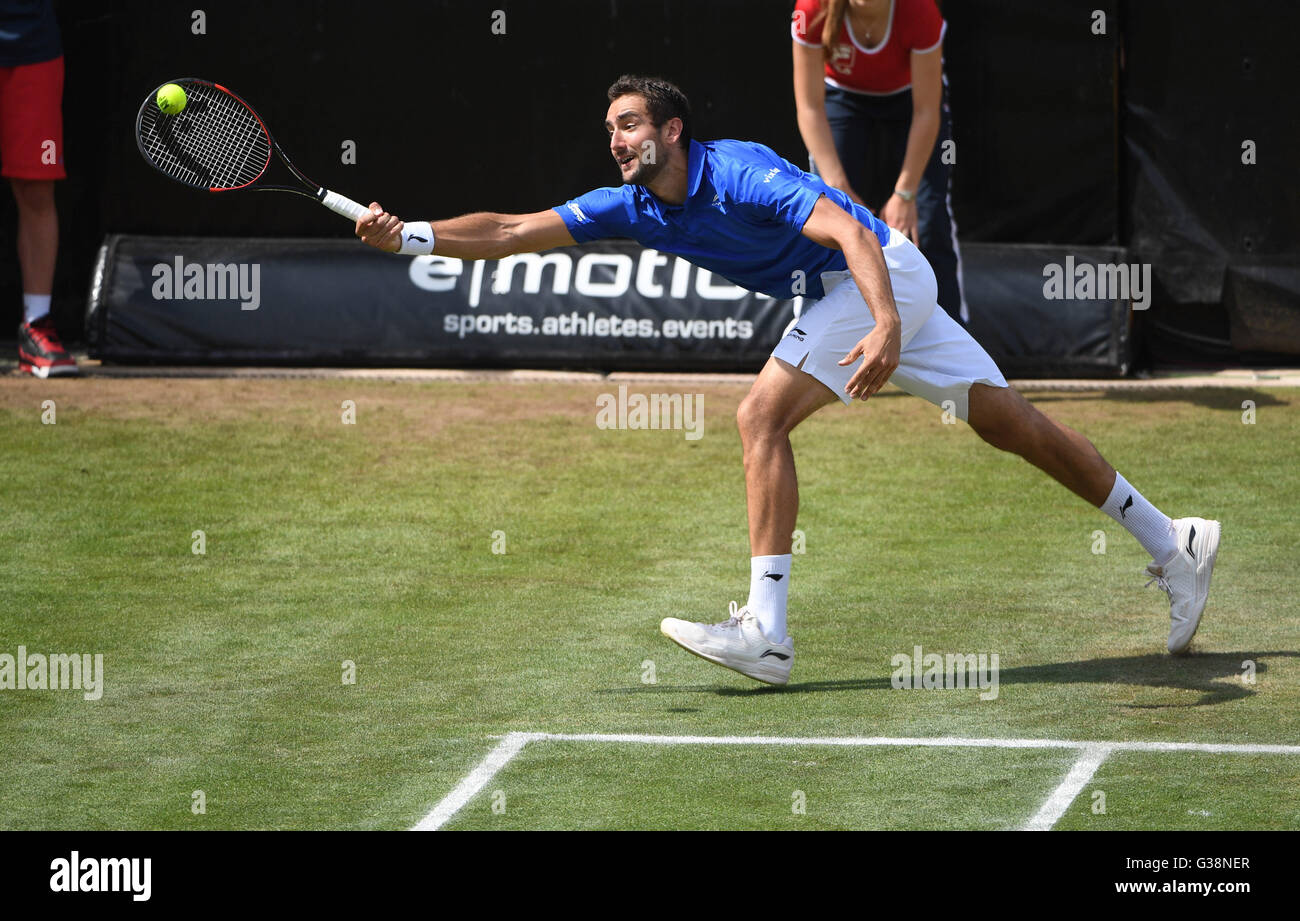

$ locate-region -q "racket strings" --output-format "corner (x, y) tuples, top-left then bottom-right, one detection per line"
(182, 85), (268, 187)
(139, 82), (271, 190)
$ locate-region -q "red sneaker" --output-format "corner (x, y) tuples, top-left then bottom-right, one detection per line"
(18, 315), (79, 378)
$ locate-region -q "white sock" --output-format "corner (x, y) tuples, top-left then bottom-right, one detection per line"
(23, 293), (51, 324)
(746, 554), (791, 641)
(1101, 472), (1176, 563)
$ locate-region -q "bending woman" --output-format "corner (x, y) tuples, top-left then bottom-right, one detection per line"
(792, 0), (967, 325)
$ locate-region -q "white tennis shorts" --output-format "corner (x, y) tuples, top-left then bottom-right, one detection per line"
(772, 227), (1007, 421)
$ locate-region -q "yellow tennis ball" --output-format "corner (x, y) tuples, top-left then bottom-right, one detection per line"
(156, 83), (187, 115)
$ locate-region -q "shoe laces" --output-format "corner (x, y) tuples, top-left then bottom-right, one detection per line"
(25, 318), (61, 350)
(709, 600), (745, 631)
(1145, 566), (1172, 600)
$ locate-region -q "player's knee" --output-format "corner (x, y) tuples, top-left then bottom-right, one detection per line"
(735, 394), (761, 441)
(9, 179), (56, 213)
(969, 385), (1033, 452)
(736, 392), (781, 445)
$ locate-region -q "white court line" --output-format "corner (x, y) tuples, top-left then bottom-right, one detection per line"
(1023, 744), (1112, 831)
(413, 732), (1300, 831)
(411, 732), (538, 831)
(530, 733), (1300, 755)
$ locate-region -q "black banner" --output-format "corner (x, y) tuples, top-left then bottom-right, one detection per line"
(86, 235), (798, 371)
(88, 235), (1134, 376)
(963, 243), (1133, 377)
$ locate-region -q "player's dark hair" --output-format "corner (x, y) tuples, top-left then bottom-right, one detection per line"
(607, 75), (692, 148)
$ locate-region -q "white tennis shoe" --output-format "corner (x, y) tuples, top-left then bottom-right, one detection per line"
(1145, 517), (1221, 654)
(660, 602), (794, 685)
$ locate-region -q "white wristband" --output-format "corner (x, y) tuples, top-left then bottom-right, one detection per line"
(398, 221), (436, 256)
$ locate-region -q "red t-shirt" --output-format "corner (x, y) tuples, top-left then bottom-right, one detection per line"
(792, 0), (945, 95)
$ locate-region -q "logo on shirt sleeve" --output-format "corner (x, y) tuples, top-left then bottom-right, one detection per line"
(567, 202), (591, 223)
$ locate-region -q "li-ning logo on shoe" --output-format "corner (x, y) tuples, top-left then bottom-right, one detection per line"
(762, 572), (784, 582)
(1120, 495), (1133, 519)
(788, 327), (807, 342)
(760, 649), (791, 660)
(1187, 524), (1196, 559)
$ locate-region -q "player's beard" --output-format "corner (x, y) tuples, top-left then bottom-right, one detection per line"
(624, 147), (666, 186)
(624, 135), (670, 186)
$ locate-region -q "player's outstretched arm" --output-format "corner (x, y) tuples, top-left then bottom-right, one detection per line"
(355, 204), (575, 258)
(801, 196), (901, 401)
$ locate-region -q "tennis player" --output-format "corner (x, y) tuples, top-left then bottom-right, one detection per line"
(355, 75), (1219, 685)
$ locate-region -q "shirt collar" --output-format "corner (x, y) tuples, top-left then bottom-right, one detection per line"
(640, 140), (705, 212)
(685, 139), (705, 199)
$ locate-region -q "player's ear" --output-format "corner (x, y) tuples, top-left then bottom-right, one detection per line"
(664, 117), (684, 148)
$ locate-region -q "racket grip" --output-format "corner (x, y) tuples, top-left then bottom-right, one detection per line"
(318, 188), (370, 222)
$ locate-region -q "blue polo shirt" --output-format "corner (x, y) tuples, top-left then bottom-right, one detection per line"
(555, 138), (891, 300)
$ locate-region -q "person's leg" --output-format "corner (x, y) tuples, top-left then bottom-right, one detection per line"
(852, 92), (911, 213)
(913, 94), (966, 325)
(963, 381), (1217, 653)
(4, 55), (64, 311)
(11, 177), (77, 377)
(925, 348), (1177, 564)
(12, 178), (58, 304)
(5, 56), (75, 376)
(889, 255), (1218, 652)
(658, 357), (837, 685)
(726, 234), (944, 650)
(966, 382), (1114, 507)
(966, 381), (1178, 560)
(735, 357), (839, 642)
(736, 356), (839, 556)
(818, 87), (874, 201)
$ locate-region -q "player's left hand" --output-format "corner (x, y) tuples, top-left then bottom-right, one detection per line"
(881, 193), (920, 247)
(838, 323), (901, 401)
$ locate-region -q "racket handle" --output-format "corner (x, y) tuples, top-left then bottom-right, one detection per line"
(318, 188), (370, 222)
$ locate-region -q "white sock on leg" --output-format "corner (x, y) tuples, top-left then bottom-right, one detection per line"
(746, 554), (791, 642)
(1101, 472), (1177, 563)
(23, 293), (51, 325)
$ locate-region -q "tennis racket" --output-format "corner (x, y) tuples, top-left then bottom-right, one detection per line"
(135, 77), (369, 222)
